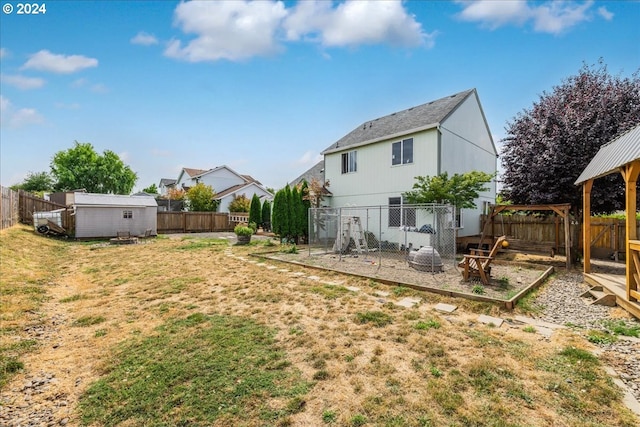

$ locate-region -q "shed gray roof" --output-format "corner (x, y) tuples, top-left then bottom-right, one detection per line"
(322, 89), (475, 154)
(575, 125), (640, 185)
(74, 192), (158, 207)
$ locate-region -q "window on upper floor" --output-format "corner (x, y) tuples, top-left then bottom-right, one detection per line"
(392, 138), (413, 165)
(123, 210), (133, 219)
(341, 151), (357, 174)
(388, 197), (416, 227)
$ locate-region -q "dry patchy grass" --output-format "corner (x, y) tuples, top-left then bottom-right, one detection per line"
(0, 225), (638, 427)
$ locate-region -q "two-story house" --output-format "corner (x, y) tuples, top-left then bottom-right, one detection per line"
(160, 165), (273, 212)
(297, 88), (497, 237)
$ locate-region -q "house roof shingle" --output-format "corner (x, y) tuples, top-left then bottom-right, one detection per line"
(183, 168), (208, 177)
(159, 178), (176, 186)
(291, 160), (325, 186)
(322, 89), (475, 154)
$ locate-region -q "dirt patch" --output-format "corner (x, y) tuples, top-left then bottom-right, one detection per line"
(263, 249), (550, 301)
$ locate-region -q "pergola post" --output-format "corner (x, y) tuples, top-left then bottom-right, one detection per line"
(623, 161), (640, 301)
(583, 180), (593, 273)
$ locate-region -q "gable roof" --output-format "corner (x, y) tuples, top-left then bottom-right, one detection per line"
(214, 181), (272, 200)
(575, 125), (640, 185)
(291, 160), (325, 186)
(184, 168), (208, 177)
(322, 89), (475, 154)
(159, 178), (176, 186)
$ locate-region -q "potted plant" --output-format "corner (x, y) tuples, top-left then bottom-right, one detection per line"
(234, 224), (253, 245)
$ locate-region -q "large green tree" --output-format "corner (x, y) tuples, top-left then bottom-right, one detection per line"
(185, 183), (216, 212)
(500, 61), (640, 215)
(249, 194), (262, 228)
(10, 171), (55, 194)
(142, 184), (159, 194)
(50, 141), (137, 194)
(261, 200), (271, 232)
(403, 171), (493, 209)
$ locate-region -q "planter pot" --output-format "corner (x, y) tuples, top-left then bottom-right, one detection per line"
(236, 235), (251, 245)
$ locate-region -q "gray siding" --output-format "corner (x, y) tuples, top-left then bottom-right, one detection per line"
(75, 206), (157, 238)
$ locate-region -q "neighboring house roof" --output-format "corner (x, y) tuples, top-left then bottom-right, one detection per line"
(159, 178), (176, 186)
(74, 192), (158, 207)
(191, 165), (242, 181)
(290, 160), (333, 196)
(322, 88), (475, 154)
(184, 168), (209, 177)
(241, 174), (262, 185)
(215, 182), (272, 200)
(292, 160), (324, 186)
(575, 125), (640, 185)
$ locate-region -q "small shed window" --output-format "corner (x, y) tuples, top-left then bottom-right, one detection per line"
(123, 210), (133, 219)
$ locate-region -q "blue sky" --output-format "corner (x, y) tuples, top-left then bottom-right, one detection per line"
(1, 0), (638, 192)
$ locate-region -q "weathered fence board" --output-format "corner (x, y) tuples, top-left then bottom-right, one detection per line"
(1, 186), (19, 230)
(481, 214), (640, 259)
(157, 212), (231, 233)
(18, 190), (75, 232)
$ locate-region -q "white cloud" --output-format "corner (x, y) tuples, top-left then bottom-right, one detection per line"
(165, 0), (432, 62)
(54, 102), (81, 110)
(131, 31), (159, 46)
(285, 0), (429, 48)
(22, 50), (98, 74)
(456, 0), (529, 29)
(597, 6), (613, 21)
(0, 48), (8, 59)
(295, 150), (323, 166)
(530, 1), (593, 34)
(456, 0), (597, 35)
(71, 78), (108, 93)
(151, 148), (172, 157)
(90, 83), (109, 93)
(0, 95), (44, 129)
(165, 0), (287, 62)
(1, 74), (46, 89)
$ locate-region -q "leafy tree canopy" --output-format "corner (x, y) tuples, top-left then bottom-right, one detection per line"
(165, 188), (185, 201)
(50, 141), (137, 194)
(142, 184), (158, 194)
(11, 171), (55, 193)
(403, 171), (493, 209)
(228, 194), (251, 213)
(500, 60), (640, 214)
(185, 183), (216, 212)
(249, 194), (262, 227)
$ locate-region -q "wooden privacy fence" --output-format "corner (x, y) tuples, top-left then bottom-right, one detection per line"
(482, 214), (640, 259)
(1, 186), (19, 230)
(157, 212), (232, 233)
(18, 190), (75, 231)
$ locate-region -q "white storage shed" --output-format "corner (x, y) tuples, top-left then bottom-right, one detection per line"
(72, 192), (157, 239)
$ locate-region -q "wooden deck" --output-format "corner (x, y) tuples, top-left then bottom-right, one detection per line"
(584, 273), (640, 319)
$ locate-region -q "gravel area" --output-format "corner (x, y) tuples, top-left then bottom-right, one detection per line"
(532, 261), (640, 404)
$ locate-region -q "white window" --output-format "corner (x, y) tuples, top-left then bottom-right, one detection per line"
(445, 207), (463, 229)
(341, 151), (357, 174)
(392, 138), (413, 165)
(388, 197), (416, 227)
(123, 210), (133, 219)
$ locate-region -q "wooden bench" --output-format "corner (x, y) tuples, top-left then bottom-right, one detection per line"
(459, 236), (506, 285)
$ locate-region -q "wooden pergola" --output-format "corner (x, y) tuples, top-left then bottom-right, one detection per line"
(486, 204), (572, 270)
(575, 125), (640, 319)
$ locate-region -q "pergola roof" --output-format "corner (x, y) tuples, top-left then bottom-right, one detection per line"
(575, 125), (640, 185)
